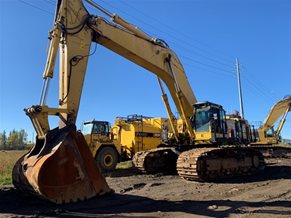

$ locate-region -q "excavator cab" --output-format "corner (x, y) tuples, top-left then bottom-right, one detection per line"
(192, 102), (227, 143)
(81, 120), (112, 145)
(82, 121), (111, 137)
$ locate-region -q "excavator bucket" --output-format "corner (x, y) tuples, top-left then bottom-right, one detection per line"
(12, 126), (111, 204)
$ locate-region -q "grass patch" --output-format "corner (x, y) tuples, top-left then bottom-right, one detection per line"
(103, 160), (134, 177)
(116, 160), (133, 169)
(0, 150), (27, 186)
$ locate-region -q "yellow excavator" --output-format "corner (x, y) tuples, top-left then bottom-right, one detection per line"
(250, 96), (291, 157)
(253, 96), (291, 145)
(13, 0), (265, 203)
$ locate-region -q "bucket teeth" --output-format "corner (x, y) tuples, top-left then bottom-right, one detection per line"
(12, 126), (112, 204)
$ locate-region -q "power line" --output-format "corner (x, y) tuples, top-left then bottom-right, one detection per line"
(19, 0), (53, 15)
(237, 63), (281, 103)
(166, 38), (235, 70)
(92, 0), (241, 84)
(97, 0), (235, 69)
(43, 0), (55, 6)
(240, 65), (280, 99)
(20, 0), (274, 101)
(99, 0), (236, 76)
(39, 0), (236, 75)
(182, 62), (237, 78)
(241, 74), (273, 102)
(180, 55), (236, 76)
(118, 0), (235, 64)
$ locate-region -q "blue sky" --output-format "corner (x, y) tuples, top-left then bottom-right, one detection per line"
(0, 0), (290, 141)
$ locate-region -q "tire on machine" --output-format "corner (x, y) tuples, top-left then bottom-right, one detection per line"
(96, 146), (118, 172)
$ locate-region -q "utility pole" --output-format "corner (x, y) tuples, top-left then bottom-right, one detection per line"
(236, 58), (244, 119)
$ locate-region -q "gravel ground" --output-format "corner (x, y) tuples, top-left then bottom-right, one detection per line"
(0, 158), (291, 218)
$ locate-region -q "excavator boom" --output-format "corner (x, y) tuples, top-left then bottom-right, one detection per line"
(250, 96), (291, 158)
(255, 96), (291, 144)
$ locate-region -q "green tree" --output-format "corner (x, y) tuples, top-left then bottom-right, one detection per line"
(7, 129), (18, 150)
(1, 129), (28, 150)
(17, 129), (27, 150)
(0, 130), (7, 150)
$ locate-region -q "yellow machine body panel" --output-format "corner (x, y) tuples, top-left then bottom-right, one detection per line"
(84, 133), (114, 155)
(194, 132), (215, 143)
(114, 117), (170, 156)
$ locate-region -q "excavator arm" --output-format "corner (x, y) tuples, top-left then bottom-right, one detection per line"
(256, 96), (291, 144)
(26, 0), (93, 138)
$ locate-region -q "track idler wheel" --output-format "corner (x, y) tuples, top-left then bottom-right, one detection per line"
(12, 125), (112, 204)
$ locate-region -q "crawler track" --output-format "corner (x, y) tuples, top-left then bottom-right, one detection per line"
(132, 147), (179, 174)
(176, 147), (265, 181)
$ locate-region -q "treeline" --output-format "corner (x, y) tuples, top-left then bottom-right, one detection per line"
(0, 129), (29, 150)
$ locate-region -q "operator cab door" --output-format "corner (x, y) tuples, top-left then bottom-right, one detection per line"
(91, 121), (111, 142)
(192, 102), (227, 143)
(210, 108), (227, 142)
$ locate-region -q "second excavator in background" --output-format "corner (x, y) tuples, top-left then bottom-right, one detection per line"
(250, 96), (291, 157)
(252, 96), (291, 146)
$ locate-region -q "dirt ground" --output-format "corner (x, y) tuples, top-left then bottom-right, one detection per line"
(0, 158), (291, 218)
